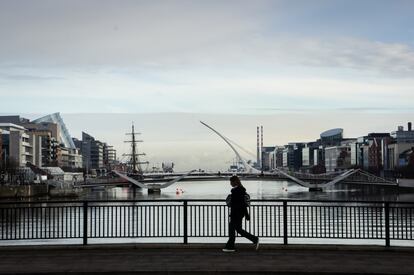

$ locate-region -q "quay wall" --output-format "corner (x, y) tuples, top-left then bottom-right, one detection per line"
(0, 185), (48, 198)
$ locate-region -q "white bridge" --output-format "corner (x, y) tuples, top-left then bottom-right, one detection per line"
(113, 170), (197, 193)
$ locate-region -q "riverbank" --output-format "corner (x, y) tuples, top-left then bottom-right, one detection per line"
(0, 184), (48, 198)
(0, 244), (413, 274)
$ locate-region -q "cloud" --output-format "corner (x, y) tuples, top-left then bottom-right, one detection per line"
(1, 1), (413, 77)
(1, 1), (414, 114)
(275, 38), (414, 75)
(0, 0), (266, 66)
(1, 64), (414, 114)
(0, 73), (64, 81)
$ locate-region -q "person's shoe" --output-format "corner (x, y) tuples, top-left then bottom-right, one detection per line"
(222, 248), (236, 252)
(254, 238), (260, 251)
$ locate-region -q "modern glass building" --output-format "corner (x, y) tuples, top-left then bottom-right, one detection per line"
(32, 113), (76, 149)
(320, 128), (343, 146)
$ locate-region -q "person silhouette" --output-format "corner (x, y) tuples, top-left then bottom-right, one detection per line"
(223, 175), (259, 252)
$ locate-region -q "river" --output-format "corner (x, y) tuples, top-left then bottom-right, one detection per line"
(80, 179), (413, 202)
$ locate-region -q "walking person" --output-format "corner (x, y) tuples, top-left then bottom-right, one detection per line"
(223, 175), (259, 252)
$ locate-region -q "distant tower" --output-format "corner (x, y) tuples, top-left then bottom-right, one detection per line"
(256, 127), (260, 167)
(260, 126), (263, 170)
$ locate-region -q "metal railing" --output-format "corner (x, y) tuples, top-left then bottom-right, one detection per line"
(0, 200), (413, 246)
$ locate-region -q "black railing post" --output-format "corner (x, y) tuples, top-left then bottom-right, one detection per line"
(283, 201), (288, 245)
(385, 202), (390, 247)
(183, 200), (188, 244)
(83, 201), (88, 245)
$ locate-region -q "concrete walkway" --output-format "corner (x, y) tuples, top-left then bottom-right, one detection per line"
(0, 244), (414, 274)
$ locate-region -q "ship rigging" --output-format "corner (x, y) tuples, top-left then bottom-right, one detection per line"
(123, 123), (149, 175)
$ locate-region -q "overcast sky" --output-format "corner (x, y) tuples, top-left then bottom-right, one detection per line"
(1, 0), (414, 113)
(1, 1), (414, 170)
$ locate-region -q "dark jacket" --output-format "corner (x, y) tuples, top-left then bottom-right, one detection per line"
(230, 185), (248, 218)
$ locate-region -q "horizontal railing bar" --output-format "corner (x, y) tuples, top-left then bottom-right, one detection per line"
(1, 199), (414, 205)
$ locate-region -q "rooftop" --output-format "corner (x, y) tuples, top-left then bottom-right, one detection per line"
(0, 123), (26, 131)
(320, 128), (343, 138)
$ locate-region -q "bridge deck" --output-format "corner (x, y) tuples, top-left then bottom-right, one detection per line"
(0, 244), (413, 274)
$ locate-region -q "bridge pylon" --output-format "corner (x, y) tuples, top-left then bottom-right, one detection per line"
(200, 121), (261, 174)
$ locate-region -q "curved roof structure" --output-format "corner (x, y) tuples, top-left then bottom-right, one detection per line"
(32, 113), (76, 149)
(320, 128), (343, 138)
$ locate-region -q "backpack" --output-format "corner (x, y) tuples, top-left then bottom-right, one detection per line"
(244, 193), (251, 207)
(225, 193), (251, 207)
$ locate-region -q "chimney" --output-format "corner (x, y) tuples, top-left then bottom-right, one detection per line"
(256, 127), (260, 167)
(398, 126), (404, 131)
(408, 122), (412, 132)
(261, 126), (263, 149)
(261, 126), (263, 170)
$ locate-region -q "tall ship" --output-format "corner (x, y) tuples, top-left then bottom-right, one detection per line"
(123, 123), (149, 180)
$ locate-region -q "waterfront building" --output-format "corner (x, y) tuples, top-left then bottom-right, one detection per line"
(103, 143), (117, 169)
(32, 113), (76, 149)
(302, 145), (313, 168)
(398, 148), (414, 167)
(59, 147), (83, 169)
(273, 147), (284, 168)
(1, 129), (9, 168)
(261, 146), (276, 171)
(302, 142), (322, 171)
(282, 143), (304, 171)
(0, 116), (57, 167)
(0, 123), (39, 167)
(387, 143), (414, 170)
(73, 132), (105, 171)
(20, 122), (59, 167)
(386, 123), (414, 171)
(350, 133), (391, 174)
(324, 140), (355, 172)
(320, 128), (343, 146)
(363, 134), (391, 173)
(387, 142), (414, 170)
(350, 141), (360, 167)
(0, 129), (3, 171)
(0, 114), (82, 170)
(0, 116), (31, 125)
(32, 113), (83, 170)
(325, 146), (350, 172)
(298, 128), (344, 172)
(313, 146), (325, 167)
(391, 122), (414, 143)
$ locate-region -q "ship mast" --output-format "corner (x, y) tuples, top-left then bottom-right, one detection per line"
(123, 123), (148, 173)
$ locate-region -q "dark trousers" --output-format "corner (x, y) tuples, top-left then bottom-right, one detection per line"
(225, 214), (257, 249)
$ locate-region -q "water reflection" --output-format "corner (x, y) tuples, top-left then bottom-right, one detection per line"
(79, 180), (409, 202)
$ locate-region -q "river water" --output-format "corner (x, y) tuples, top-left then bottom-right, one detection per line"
(81, 179), (413, 202)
